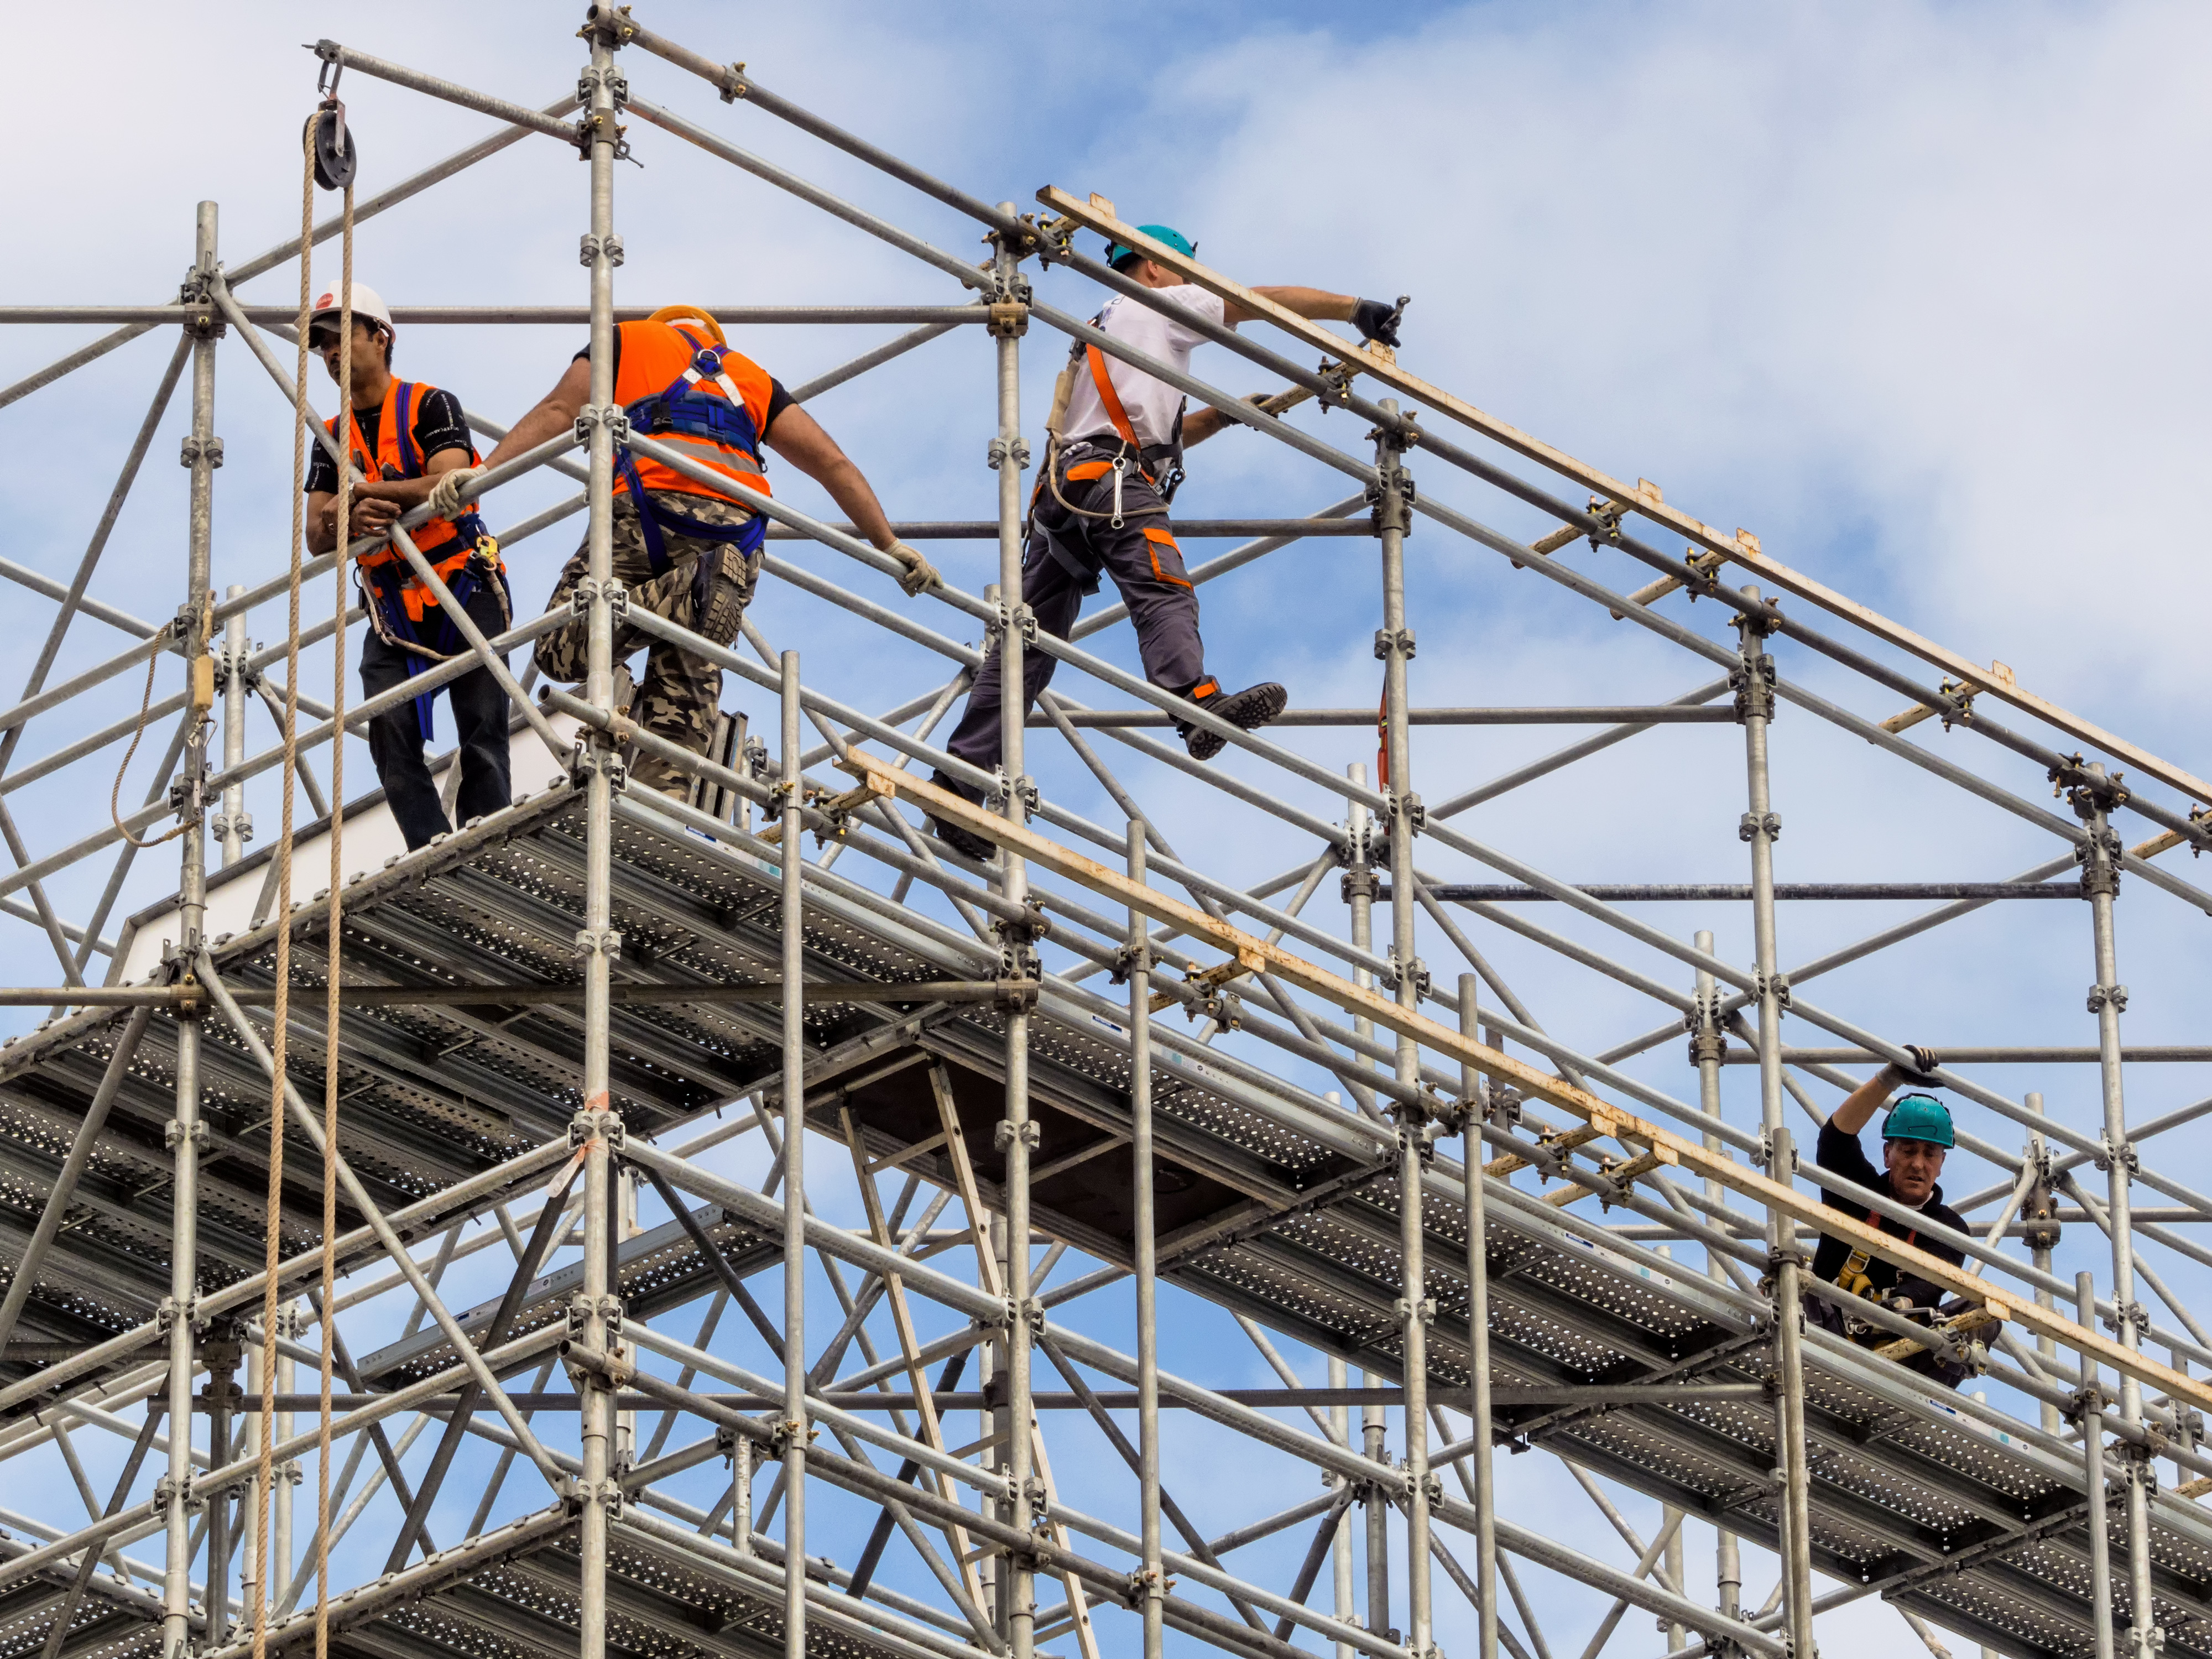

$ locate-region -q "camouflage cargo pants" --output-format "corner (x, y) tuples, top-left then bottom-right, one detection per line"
(535, 491), (761, 795)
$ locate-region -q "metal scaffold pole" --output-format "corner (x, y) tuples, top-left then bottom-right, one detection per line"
(1126, 821), (1165, 1659)
(1459, 974), (1498, 1659)
(988, 200), (1040, 1659)
(1694, 928), (1743, 1651)
(216, 585), (249, 865)
(2075, 760), (2161, 1657)
(1735, 588), (1815, 1653)
(779, 646), (808, 1659)
(161, 197), (220, 1659)
(575, 13), (627, 1657)
(1374, 400), (1432, 1659)
(2080, 1270), (2119, 1659)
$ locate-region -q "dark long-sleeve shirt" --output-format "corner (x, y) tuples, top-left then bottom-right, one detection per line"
(1811, 1119), (1968, 1310)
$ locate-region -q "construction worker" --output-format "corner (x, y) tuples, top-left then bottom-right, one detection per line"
(306, 282), (512, 851)
(1806, 1047), (1975, 1386)
(444, 306), (937, 800)
(928, 224), (1406, 861)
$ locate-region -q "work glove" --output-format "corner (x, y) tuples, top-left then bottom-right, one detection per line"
(1903, 1045), (1941, 1077)
(1351, 295), (1408, 349)
(888, 540), (940, 598)
(425, 464), (486, 521)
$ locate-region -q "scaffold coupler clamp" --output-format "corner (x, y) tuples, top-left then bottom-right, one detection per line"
(1583, 491), (1627, 546)
(1739, 810), (1781, 843)
(152, 1470), (200, 1516)
(995, 1118), (1042, 1155)
(567, 1291), (627, 1343)
(995, 898), (1049, 979)
(1122, 1564), (1167, 1609)
(572, 923), (625, 961)
(1381, 947), (1430, 1001)
(560, 1473), (626, 1519)
(766, 1413), (817, 1458)
(570, 1105), (625, 1152)
(578, 232), (625, 269)
(1108, 940), (1151, 985)
(1729, 653), (1777, 723)
(155, 1292), (204, 1342)
(1485, 1082), (1523, 1129)
(573, 402), (632, 450)
(2087, 981), (2129, 1016)
(1364, 473), (1416, 536)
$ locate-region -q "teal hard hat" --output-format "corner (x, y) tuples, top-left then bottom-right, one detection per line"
(1105, 224), (1197, 270)
(1884, 1093), (1955, 1149)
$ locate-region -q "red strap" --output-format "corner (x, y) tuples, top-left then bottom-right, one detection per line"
(1086, 345), (1142, 451)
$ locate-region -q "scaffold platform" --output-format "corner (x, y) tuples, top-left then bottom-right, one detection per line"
(3, 785), (2204, 1659)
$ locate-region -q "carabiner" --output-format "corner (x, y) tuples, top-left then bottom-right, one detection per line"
(1110, 455), (1127, 530)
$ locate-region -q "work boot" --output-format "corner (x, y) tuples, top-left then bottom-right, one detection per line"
(1180, 681), (1287, 761)
(925, 770), (998, 864)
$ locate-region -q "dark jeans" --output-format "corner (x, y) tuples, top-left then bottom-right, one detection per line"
(360, 583), (513, 850)
(945, 457), (1206, 778)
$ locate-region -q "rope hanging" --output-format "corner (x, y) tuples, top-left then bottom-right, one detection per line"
(248, 86), (354, 1659)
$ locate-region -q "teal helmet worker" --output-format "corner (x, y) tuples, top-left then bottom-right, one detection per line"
(1806, 1045), (1974, 1386)
(928, 223), (1407, 862)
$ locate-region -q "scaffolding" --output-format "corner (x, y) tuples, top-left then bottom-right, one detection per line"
(1, 9), (2209, 1659)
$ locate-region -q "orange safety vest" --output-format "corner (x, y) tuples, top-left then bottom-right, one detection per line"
(326, 379), (494, 620)
(612, 321), (776, 508)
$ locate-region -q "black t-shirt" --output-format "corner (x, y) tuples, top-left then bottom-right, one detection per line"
(572, 340), (794, 437)
(306, 386), (472, 495)
(1811, 1119), (1968, 1309)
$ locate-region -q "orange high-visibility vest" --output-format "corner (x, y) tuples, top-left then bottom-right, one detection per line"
(612, 321), (776, 507)
(328, 379), (479, 559)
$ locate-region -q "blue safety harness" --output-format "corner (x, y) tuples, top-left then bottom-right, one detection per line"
(614, 327), (769, 612)
(354, 379), (512, 744)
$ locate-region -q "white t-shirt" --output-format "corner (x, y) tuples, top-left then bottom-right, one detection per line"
(1060, 284), (1230, 452)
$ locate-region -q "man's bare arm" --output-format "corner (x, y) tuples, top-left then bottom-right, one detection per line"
(1226, 285), (1358, 328)
(1832, 1063), (1909, 1136)
(761, 406), (898, 550)
(478, 359), (590, 473)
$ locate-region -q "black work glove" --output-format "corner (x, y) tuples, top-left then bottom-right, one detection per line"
(1904, 1045), (1940, 1077)
(1351, 295), (1407, 349)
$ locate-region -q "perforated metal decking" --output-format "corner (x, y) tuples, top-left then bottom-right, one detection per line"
(1, 789), (2205, 1659)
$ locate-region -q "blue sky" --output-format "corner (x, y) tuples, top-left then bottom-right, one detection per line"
(5, 3), (2212, 1656)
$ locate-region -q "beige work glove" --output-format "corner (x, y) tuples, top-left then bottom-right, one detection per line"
(888, 540), (940, 598)
(425, 464), (486, 521)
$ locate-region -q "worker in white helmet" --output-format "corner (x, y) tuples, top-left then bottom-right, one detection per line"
(305, 281), (513, 849)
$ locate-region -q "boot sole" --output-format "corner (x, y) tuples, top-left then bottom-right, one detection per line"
(1186, 684), (1289, 761)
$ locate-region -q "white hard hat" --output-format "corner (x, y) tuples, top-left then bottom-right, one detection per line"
(307, 281), (393, 337)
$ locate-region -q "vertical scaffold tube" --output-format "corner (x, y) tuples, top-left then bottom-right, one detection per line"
(1373, 399), (1430, 1658)
(2076, 763), (2158, 1657)
(163, 197), (219, 1659)
(2079, 1270), (2118, 1659)
(1735, 589), (1815, 1652)
(1692, 926), (1740, 1630)
(779, 648), (807, 1659)
(1127, 821), (1164, 1659)
(1345, 760), (1389, 1639)
(2025, 1093), (2062, 1436)
(218, 585), (248, 865)
(576, 15), (626, 1658)
(990, 202), (1039, 1659)
(1459, 975), (1498, 1659)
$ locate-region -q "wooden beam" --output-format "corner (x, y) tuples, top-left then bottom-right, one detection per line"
(1037, 186), (2212, 809)
(857, 758), (2212, 1419)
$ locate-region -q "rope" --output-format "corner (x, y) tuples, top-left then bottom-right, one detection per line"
(315, 153), (356, 1659)
(107, 632), (199, 849)
(248, 112), (316, 1659)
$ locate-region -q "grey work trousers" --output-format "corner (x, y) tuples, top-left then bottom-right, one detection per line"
(945, 460), (1208, 778)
